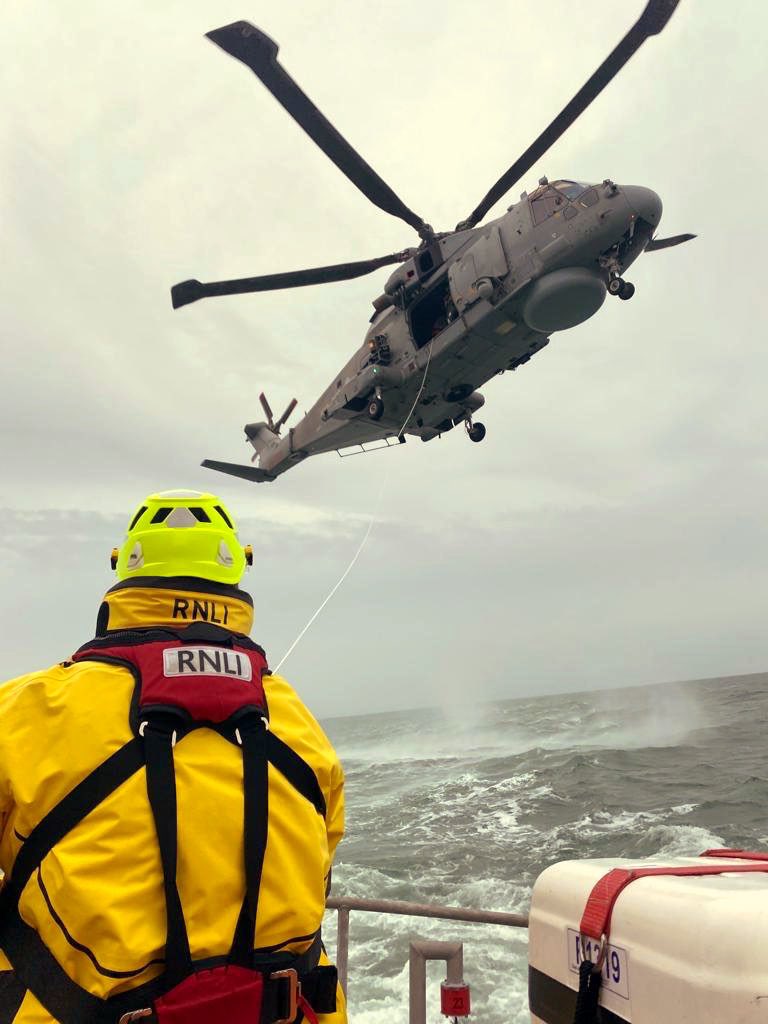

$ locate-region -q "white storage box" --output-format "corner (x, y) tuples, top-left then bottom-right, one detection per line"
(528, 854), (768, 1024)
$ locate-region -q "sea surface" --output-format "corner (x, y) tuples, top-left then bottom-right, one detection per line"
(320, 674), (768, 1023)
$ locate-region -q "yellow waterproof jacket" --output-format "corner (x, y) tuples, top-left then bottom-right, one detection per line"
(0, 579), (346, 1023)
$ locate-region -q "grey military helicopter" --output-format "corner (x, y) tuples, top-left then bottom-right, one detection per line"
(171, 0), (694, 484)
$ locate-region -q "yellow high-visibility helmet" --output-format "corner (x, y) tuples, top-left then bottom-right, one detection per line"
(111, 491), (253, 585)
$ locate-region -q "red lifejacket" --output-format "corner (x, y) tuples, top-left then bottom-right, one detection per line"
(0, 622), (336, 1024)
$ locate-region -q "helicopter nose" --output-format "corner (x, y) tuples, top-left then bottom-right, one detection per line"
(622, 186), (663, 228)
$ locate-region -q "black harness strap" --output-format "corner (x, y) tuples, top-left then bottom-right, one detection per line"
(0, 739), (144, 908)
(99, 932), (326, 1022)
(0, 922), (331, 1024)
(230, 718), (270, 967)
(299, 964), (338, 1015)
(142, 724), (192, 988)
(0, 911), (103, 1024)
(266, 732), (326, 818)
(0, 970), (26, 1024)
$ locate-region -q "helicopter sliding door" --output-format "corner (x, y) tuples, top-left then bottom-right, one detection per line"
(408, 226), (509, 348)
(408, 277), (458, 349)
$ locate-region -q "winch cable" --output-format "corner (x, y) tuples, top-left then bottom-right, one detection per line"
(275, 341), (434, 673)
(274, 480), (384, 674)
(397, 339), (434, 440)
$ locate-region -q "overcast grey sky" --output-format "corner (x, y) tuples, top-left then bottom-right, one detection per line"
(2, 1), (767, 716)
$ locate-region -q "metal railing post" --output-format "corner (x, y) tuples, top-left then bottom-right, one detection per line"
(324, 894), (528, 1015)
(409, 940), (463, 1024)
(336, 904), (350, 995)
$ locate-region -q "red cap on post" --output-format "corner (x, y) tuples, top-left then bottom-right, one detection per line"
(440, 982), (471, 1017)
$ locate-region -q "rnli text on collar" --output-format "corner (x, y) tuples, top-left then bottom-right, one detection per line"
(172, 597), (230, 625)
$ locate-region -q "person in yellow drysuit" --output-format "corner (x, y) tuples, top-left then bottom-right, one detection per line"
(0, 490), (347, 1024)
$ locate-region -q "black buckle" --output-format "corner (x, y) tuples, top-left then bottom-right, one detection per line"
(271, 968), (299, 1024)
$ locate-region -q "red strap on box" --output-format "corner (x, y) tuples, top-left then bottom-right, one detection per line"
(579, 861), (768, 940)
(701, 848), (768, 862)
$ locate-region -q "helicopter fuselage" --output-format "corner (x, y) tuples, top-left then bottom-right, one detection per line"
(246, 178), (662, 478)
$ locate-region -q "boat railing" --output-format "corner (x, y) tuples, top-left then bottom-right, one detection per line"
(325, 895), (529, 1021)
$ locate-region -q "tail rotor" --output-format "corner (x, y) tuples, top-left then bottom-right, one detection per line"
(259, 392), (297, 434)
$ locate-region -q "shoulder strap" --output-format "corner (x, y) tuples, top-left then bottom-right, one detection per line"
(0, 740), (144, 909)
(230, 715), (270, 966)
(0, 912), (103, 1024)
(142, 721), (192, 987)
(0, 970), (25, 1024)
(267, 732), (327, 817)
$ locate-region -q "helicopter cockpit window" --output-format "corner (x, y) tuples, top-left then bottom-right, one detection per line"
(530, 187), (565, 225)
(578, 187), (599, 207)
(552, 179), (588, 200)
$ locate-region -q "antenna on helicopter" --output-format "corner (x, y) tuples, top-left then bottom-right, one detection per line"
(260, 392), (297, 434)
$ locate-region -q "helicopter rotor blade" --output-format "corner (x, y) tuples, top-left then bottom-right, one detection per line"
(171, 250), (413, 309)
(645, 232), (696, 252)
(206, 22), (432, 239)
(458, 0), (682, 229)
(259, 392), (275, 428)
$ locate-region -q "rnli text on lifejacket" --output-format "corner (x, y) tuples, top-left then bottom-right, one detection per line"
(162, 647), (253, 681)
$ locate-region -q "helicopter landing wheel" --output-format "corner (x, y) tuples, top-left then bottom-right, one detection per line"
(618, 280), (635, 300)
(467, 422), (486, 443)
(368, 397), (384, 421)
(608, 277), (624, 296)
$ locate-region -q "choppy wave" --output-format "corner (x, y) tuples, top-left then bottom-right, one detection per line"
(321, 674), (768, 1023)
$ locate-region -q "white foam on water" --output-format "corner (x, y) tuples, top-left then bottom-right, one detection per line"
(669, 803), (698, 815)
(651, 823), (726, 857)
(330, 862), (411, 900)
(538, 811), (724, 858)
